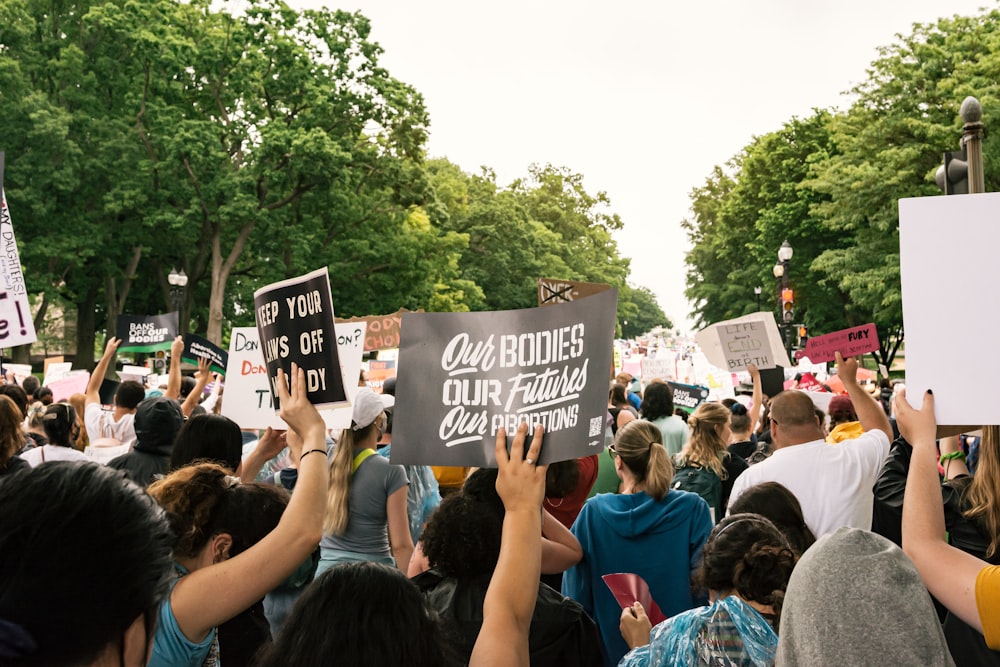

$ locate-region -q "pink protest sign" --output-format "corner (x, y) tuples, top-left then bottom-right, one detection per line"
(794, 324), (880, 364)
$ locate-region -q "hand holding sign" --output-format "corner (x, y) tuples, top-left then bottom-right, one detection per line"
(276, 364), (325, 441)
(495, 422), (547, 513)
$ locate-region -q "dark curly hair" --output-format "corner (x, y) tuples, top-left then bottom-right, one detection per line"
(148, 463), (289, 558)
(257, 562), (457, 666)
(639, 381), (674, 420)
(729, 482), (816, 556)
(421, 493), (503, 578)
(461, 468), (504, 518)
(698, 513), (797, 631)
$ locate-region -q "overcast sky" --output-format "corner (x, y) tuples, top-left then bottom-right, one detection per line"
(294, 0), (993, 332)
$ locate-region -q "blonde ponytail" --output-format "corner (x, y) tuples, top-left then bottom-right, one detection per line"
(615, 420), (673, 501)
(324, 429), (358, 535)
(644, 443), (673, 501)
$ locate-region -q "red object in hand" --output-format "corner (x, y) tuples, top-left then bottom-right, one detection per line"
(602, 573), (667, 625)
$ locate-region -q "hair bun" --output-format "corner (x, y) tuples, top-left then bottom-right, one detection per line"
(730, 403), (748, 416)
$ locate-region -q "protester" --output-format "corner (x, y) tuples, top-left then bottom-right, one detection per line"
(67, 392), (89, 451)
(469, 423), (548, 667)
(143, 365), (327, 666)
(168, 413), (243, 473)
(639, 381), (689, 456)
(0, 395), (28, 477)
(19, 403), (89, 467)
(0, 383), (29, 421)
(544, 454), (599, 530)
(729, 482), (816, 556)
(23, 402), (48, 449)
(256, 562), (458, 667)
(0, 461), (175, 666)
(413, 491), (602, 665)
(776, 527), (954, 666)
(107, 396), (184, 487)
(317, 387), (413, 574)
(619, 513), (797, 666)
(83, 337), (145, 448)
(563, 419), (713, 666)
(674, 401), (748, 520)
(825, 394), (863, 443)
(609, 382), (638, 434)
(728, 353), (892, 536)
(616, 373), (642, 412)
(896, 388), (1000, 655)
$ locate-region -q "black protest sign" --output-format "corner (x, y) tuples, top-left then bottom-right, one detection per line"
(758, 366), (786, 399)
(182, 334), (229, 376)
(253, 267), (346, 410)
(116, 313), (178, 353)
(393, 289), (618, 467)
(667, 381), (709, 413)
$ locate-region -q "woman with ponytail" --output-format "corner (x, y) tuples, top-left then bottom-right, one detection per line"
(562, 420), (713, 667)
(619, 513), (797, 666)
(144, 365), (329, 666)
(317, 388), (413, 575)
(20, 402), (88, 466)
(676, 402), (749, 520)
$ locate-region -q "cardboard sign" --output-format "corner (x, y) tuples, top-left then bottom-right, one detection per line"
(42, 361), (72, 387)
(116, 313), (178, 353)
(795, 324), (880, 363)
(668, 381), (709, 412)
(253, 267), (346, 411)
(899, 194), (999, 425)
(537, 277), (613, 306)
(640, 355), (676, 383)
(335, 309), (412, 352)
(694, 313), (791, 371)
(0, 186), (38, 348)
(221, 322), (366, 430)
(393, 289), (618, 467)
(182, 333), (229, 376)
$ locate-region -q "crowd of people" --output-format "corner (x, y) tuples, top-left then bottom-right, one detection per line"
(1, 333), (1000, 666)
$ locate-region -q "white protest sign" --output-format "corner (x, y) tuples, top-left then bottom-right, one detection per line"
(640, 354), (676, 383)
(221, 323), (367, 430)
(4, 363), (32, 383)
(694, 313), (791, 371)
(0, 191), (37, 347)
(43, 362), (73, 387)
(900, 193), (1000, 425)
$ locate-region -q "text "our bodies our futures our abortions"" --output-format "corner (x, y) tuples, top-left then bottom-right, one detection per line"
(439, 324), (588, 447)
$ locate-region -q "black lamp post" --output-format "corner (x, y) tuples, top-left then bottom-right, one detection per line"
(774, 241), (794, 360)
(754, 286), (762, 312)
(167, 268), (188, 313)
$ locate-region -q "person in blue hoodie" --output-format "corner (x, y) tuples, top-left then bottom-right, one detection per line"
(563, 419), (713, 667)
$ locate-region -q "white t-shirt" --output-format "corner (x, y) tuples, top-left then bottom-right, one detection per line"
(727, 429), (891, 537)
(20, 445), (90, 467)
(84, 403), (137, 449)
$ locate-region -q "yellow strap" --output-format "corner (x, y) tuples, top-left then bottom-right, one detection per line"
(352, 448), (376, 474)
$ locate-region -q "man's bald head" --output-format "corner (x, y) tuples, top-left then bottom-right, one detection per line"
(770, 390), (824, 447)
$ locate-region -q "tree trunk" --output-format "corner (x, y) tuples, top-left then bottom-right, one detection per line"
(76, 286), (97, 371)
(206, 220), (256, 345)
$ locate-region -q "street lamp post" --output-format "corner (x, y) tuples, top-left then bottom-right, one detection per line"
(167, 268), (188, 313)
(774, 241), (794, 360)
(754, 286), (762, 312)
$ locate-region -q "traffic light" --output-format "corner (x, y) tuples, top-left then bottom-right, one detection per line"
(780, 288), (794, 323)
(797, 325), (808, 347)
(935, 146), (968, 195)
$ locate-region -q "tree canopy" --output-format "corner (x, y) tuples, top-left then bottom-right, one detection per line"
(0, 0), (667, 363)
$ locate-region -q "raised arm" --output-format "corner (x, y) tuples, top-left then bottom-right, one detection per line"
(170, 364), (328, 641)
(541, 508), (583, 573)
(470, 424), (546, 667)
(747, 364), (763, 433)
(164, 336), (185, 400)
(179, 357), (212, 418)
(899, 388), (986, 633)
(836, 352), (892, 440)
(85, 337), (120, 406)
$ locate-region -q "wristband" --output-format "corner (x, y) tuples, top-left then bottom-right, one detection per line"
(300, 448), (328, 462)
(939, 450), (966, 466)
